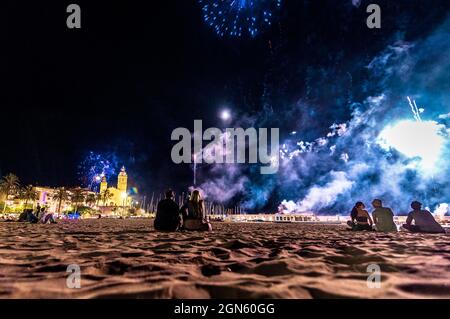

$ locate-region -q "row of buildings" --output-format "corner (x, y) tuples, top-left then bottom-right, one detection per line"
(2, 167), (133, 214)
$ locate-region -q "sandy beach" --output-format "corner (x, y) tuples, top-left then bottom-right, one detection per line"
(0, 219), (449, 299)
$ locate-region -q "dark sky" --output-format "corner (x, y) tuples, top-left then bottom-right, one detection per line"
(2, 1), (449, 200)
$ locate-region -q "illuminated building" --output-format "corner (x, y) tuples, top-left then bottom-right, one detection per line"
(98, 166), (132, 207)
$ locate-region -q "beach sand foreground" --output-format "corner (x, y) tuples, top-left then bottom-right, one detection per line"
(0, 219), (449, 299)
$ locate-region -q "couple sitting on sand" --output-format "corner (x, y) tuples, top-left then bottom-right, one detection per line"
(154, 189), (212, 232)
(18, 206), (57, 224)
(348, 199), (445, 234)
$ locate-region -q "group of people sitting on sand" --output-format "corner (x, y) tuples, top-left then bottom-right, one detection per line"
(153, 189), (212, 232)
(17, 205), (57, 224)
(347, 199), (445, 233)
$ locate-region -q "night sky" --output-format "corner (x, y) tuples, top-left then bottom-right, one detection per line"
(3, 1), (450, 211)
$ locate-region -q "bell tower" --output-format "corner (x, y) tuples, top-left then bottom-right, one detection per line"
(100, 176), (108, 193)
(117, 166), (128, 192)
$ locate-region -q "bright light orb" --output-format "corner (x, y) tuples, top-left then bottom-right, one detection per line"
(220, 109), (231, 121)
(378, 120), (446, 171)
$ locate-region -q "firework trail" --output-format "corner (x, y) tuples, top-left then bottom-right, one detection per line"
(407, 96), (423, 122)
(193, 153), (197, 186)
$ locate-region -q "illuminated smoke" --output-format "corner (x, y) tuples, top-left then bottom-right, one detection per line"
(352, 0), (362, 8)
(434, 203), (449, 219)
(378, 119), (447, 172)
(279, 171), (354, 213)
(189, 16), (450, 215)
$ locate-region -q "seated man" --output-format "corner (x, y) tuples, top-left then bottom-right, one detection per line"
(403, 201), (445, 234)
(154, 190), (181, 231)
(371, 199), (397, 232)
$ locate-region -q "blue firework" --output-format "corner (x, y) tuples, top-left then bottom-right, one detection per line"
(199, 0), (282, 37)
(78, 151), (120, 191)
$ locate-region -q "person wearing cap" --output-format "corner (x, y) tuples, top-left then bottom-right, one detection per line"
(371, 199), (398, 232)
(154, 189), (182, 231)
(402, 201), (445, 234)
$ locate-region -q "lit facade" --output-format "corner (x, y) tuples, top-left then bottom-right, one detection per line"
(99, 166), (132, 207)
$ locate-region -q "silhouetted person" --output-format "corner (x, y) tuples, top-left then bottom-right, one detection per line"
(39, 207), (57, 224)
(347, 201), (373, 231)
(180, 190), (212, 231)
(37, 207), (45, 220)
(179, 191), (191, 220)
(26, 209), (39, 223)
(371, 199), (397, 232)
(403, 201), (445, 233)
(154, 190), (181, 231)
(18, 209), (28, 222)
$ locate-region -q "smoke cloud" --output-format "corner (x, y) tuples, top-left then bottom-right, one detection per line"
(192, 14), (450, 216)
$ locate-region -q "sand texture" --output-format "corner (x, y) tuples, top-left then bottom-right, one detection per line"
(0, 219), (449, 299)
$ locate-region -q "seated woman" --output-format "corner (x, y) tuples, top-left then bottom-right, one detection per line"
(347, 202), (374, 231)
(180, 190), (212, 231)
(402, 201), (445, 234)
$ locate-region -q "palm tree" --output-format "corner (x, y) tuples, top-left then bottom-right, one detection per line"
(101, 189), (113, 206)
(52, 187), (70, 214)
(20, 185), (38, 209)
(85, 193), (96, 207)
(95, 193), (102, 207)
(71, 188), (86, 213)
(0, 173), (20, 213)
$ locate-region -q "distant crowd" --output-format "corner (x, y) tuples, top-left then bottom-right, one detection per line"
(347, 199), (446, 234)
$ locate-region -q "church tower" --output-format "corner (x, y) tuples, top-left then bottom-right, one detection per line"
(117, 166), (128, 192)
(100, 176), (108, 193)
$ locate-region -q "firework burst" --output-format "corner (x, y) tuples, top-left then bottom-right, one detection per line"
(199, 0), (282, 37)
(78, 151), (121, 191)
